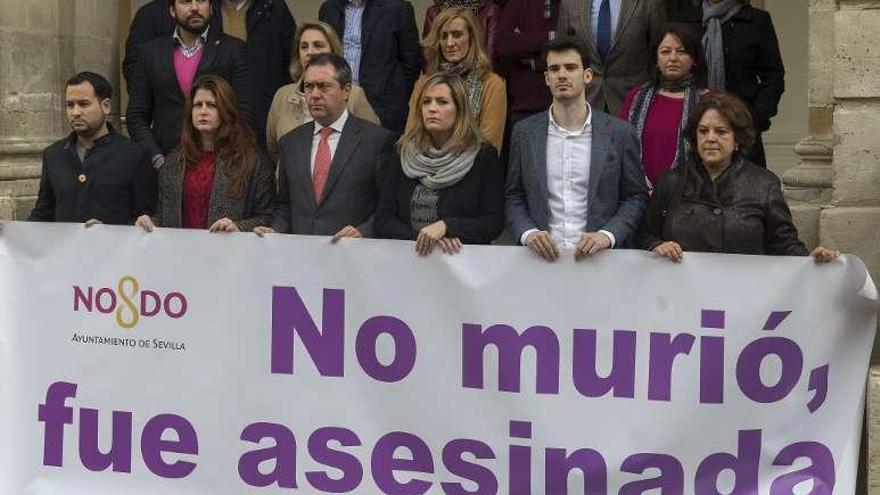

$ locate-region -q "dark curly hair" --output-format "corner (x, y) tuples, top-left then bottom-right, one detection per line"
(685, 92), (756, 162)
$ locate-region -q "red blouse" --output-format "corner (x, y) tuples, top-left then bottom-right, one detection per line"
(182, 152), (216, 229)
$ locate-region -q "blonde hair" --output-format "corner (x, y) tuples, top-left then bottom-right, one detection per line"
(289, 21), (343, 81)
(423, 8), (492, 76)
(399, 73), (484, 154)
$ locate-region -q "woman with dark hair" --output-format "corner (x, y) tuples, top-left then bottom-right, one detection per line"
(637, 93), (838, 262)
(619, 24), (710, 188)
(135, 75), (275, 233)
(377, 73), (504, 254)
(674, 0), (784, 167)
(406, 8), (507, 153)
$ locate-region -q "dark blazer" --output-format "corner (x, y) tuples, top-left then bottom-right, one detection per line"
(376, 144), (505, 244)
(319, 0), (422, 134)
(271, 115), (396, 236)
(122, 0), (223, 86)
(126, 31), (253, 159)
(29, 129), (157, 225)
(123, 0), (293, 151)
(637, 157), (807, 256)
(505, 110), (649, 246)
(557, 0), (665, 115)
(674, 5), (784, 133)
(153, 151), (275, 232)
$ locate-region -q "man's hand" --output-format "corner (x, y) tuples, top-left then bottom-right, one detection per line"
(84, 219), (103, 228)
(209, 217), (240, 233)
(525, 231), (559, 262)
(575, 232), (611, 260)
(254, 226), (276, 237)
(331, 225), (363, 243)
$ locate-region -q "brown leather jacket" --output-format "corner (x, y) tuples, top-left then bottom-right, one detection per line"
(638, 157), (808, 256)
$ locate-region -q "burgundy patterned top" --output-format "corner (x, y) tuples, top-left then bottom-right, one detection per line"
(182, 152), (216, 229)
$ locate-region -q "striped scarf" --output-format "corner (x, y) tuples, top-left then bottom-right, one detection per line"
(626, 83), (701, 180)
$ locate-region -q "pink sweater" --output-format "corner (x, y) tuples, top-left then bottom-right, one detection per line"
(173, 47), (204, 97)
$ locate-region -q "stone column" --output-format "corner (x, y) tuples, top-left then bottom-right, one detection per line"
(782, 0), (835, 249)
(0, 0), (119, 220)
(823, 0), (880, 281)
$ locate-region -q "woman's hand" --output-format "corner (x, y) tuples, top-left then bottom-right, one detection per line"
(208, 217), (240, 233)
(135, 215), (155, 233)
(811, 246), (840, 263)
(438, 237), (463, 255)
(415, 220), (447, 256)
(652, 241), (683, 263)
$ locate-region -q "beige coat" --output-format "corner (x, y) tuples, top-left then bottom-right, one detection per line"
(405, 72), (507, 154)
(266, 81), (380, 162)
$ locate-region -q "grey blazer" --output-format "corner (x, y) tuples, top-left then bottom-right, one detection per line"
(557, 0), (665, 114)
(505, 109), (649, 247)
(271, 115), (395, 236)
(155, 151), (276, 231)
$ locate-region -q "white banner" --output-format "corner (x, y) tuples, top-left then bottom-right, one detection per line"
(0, 221), (875, 494)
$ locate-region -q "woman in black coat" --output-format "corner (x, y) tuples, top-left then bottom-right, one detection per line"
(637, 93), (837, 262)
(376, 73), (505, 255)
(673, 0), (784, 167)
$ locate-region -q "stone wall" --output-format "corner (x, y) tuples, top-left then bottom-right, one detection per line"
(0, 1), (119, 220)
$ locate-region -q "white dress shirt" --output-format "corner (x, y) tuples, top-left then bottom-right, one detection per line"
(310, 110), (349, 174)
(520, 104), (615, 248)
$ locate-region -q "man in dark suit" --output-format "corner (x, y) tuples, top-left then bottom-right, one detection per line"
(254, 53), (395, 239)
(505, 37), (648, 261)
(124, 0), (294, 150)
(30, 72), (156, 225)
(126, 0), (253, 168)
(319, 0), (422, 134)
(557, 0), (665, 115)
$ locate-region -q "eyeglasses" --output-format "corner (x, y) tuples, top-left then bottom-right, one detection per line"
(303, 81), (339, 93)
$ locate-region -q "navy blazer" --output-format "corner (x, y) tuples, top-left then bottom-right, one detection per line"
(505, 109), (649, 247)
(319, 0), (422, 134)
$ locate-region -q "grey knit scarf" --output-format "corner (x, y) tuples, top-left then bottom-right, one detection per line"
(400, 142), (480, 189)
(702, 0), (743, 91)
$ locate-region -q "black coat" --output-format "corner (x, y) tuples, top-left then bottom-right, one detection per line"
(126, 31), (254, 159)
(234, 0), (296, 149)
(123, 0), (294, 149)
(674, 5), (784, 132)
(319, 0), (423, 134)
(376, 144), (505, 244)
(637, 157), (807, 256)
(29, 129), (157, 225)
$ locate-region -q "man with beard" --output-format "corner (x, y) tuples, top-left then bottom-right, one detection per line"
(127, 0), (253, 169)
(29, 72), (157, 225)
(505, 37), (647, 261)
(124, 0), (295, 152)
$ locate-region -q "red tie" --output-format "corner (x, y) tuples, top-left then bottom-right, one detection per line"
(312, 127), (335, 203)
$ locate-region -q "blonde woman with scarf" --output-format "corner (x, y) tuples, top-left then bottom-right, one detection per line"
(378, 73), (504, 254)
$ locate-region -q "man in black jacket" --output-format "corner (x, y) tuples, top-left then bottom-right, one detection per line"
(126, 0), (253, 168)
(30, 72), (156, 225)
(124, 0), (295, 150)
(319, 0), (422, 134)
